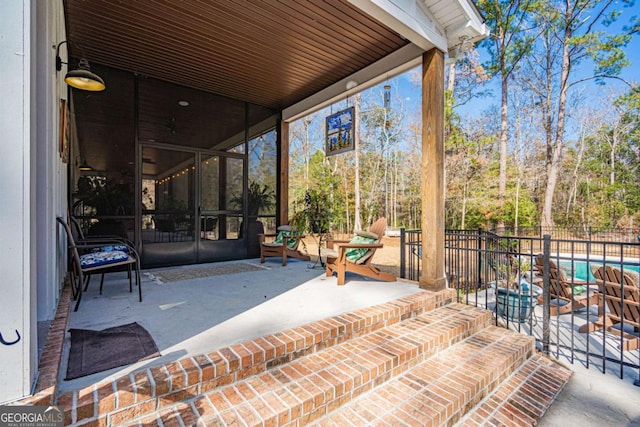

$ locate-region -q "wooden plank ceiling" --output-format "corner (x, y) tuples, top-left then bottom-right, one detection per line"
(64, 0), (410, 111)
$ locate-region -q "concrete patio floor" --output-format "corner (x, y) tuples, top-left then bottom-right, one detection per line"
(59, 258), (421, 392)
(57, 258), (640, 426)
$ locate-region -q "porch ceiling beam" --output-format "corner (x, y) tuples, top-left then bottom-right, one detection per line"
(282, 43), (424, 122)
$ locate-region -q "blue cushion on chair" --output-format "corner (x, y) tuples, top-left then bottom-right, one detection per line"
(80, 250), (129, 268)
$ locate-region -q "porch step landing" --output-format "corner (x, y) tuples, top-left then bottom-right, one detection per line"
(180, 303), (495, 426)
(58, 291), (572, 426)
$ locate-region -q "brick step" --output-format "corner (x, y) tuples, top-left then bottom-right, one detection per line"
(127, 303), (492, 426)
(311, 326), (537, 427)
(59, 290), (457, 426)
(457, 354), (572, 426)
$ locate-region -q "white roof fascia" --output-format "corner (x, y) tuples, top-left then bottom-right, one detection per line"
(348, 0), (448, 52)
(450, 0), (490, 40)
(282, 43), (424, 122)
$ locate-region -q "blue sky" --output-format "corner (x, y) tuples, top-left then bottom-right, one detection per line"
(294, 9), (638, 151)
(400, 8), (640, 122)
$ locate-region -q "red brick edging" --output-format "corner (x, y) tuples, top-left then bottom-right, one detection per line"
(458, 353), (573, 426)
(58, 289), (456, 425)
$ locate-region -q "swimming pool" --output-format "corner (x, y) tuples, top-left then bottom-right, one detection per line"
(558, 259), (640, 282)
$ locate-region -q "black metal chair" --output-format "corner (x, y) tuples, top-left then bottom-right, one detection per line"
(70, 215), (134, 247)
(57, 217), (141, 311)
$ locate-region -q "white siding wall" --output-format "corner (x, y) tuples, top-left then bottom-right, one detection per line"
(0, 0), (34, 403)
(0, 0), (67, 403)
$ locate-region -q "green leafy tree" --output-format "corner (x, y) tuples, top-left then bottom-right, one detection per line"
(477, 0), (538, 228)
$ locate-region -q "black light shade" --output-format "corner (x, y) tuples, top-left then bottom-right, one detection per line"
(55, 41), (106, 91)
(65, 59), (106, 91)
(78, 160), (93, 171)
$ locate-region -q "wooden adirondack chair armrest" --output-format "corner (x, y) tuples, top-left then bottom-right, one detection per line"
(281, 234), (304, 245)
(327, 239), (350, 249)
(332, 242), (383, 264)
(334, 243), (384, 256)
(258, 233), (279, 244)
(286, 234), (305, 240)
(334, 242), (383, 249)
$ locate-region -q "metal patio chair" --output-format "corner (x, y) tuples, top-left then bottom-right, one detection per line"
(57, 217), (141, 311)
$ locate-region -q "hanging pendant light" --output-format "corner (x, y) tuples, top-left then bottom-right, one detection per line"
(78, 159), (93, 171)
(55, 41), (106, 91)
(65, 58), (106, 91)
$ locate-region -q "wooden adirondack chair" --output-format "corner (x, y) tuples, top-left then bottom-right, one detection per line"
(534, 255), (599, 316)
(579, 266), (640, 351)
(259, 225), (310, 266)
(323, 217), (396, 286)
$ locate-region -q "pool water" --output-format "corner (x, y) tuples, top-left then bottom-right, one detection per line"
(559, 260), (640, 282)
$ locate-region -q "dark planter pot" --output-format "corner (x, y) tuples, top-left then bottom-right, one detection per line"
(246, 220), (264, 258)
(493, 283), (542, 323)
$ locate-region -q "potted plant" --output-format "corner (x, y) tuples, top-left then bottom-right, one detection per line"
(83, 177), (133, 216)
(77, 177), (132, 238)
(287, 189), (332, 266)
(491, 257), (542, 323)
(231, 182), (275, 257)
(289, 189), (332, 235)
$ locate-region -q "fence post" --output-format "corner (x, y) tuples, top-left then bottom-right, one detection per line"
(542, 234), (551, 356)
(477, 228), (483, 287)
(400, 227), (406, 279)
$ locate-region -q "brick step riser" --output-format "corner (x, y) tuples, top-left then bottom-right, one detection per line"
(458, 354), (573, 427)
(310, 326), (536, 427)
(130, 305), (494, 426)
(61, 290), (457, 426)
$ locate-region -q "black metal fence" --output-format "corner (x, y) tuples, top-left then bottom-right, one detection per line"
(400, 228), (640, 384)
(490, 226), (639, 244)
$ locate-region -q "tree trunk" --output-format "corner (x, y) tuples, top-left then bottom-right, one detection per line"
(567, 125), (586, 215)
(304, 118), (310, 190)
(499, 71), (508, 228)
(541, 13), (573, 229)
(447, 62), (456, 92)
(610, 133), (616, 185)
(461, 181), (468, 229)
(343, 166), (350, 232)
(353, 94), (362, 232)
(515, 176), (521, 235)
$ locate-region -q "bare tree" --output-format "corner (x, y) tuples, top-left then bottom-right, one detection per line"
(532, 0), (636, 227)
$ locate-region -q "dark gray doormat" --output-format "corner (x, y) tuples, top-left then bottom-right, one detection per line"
(66, 322), (160, 380)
